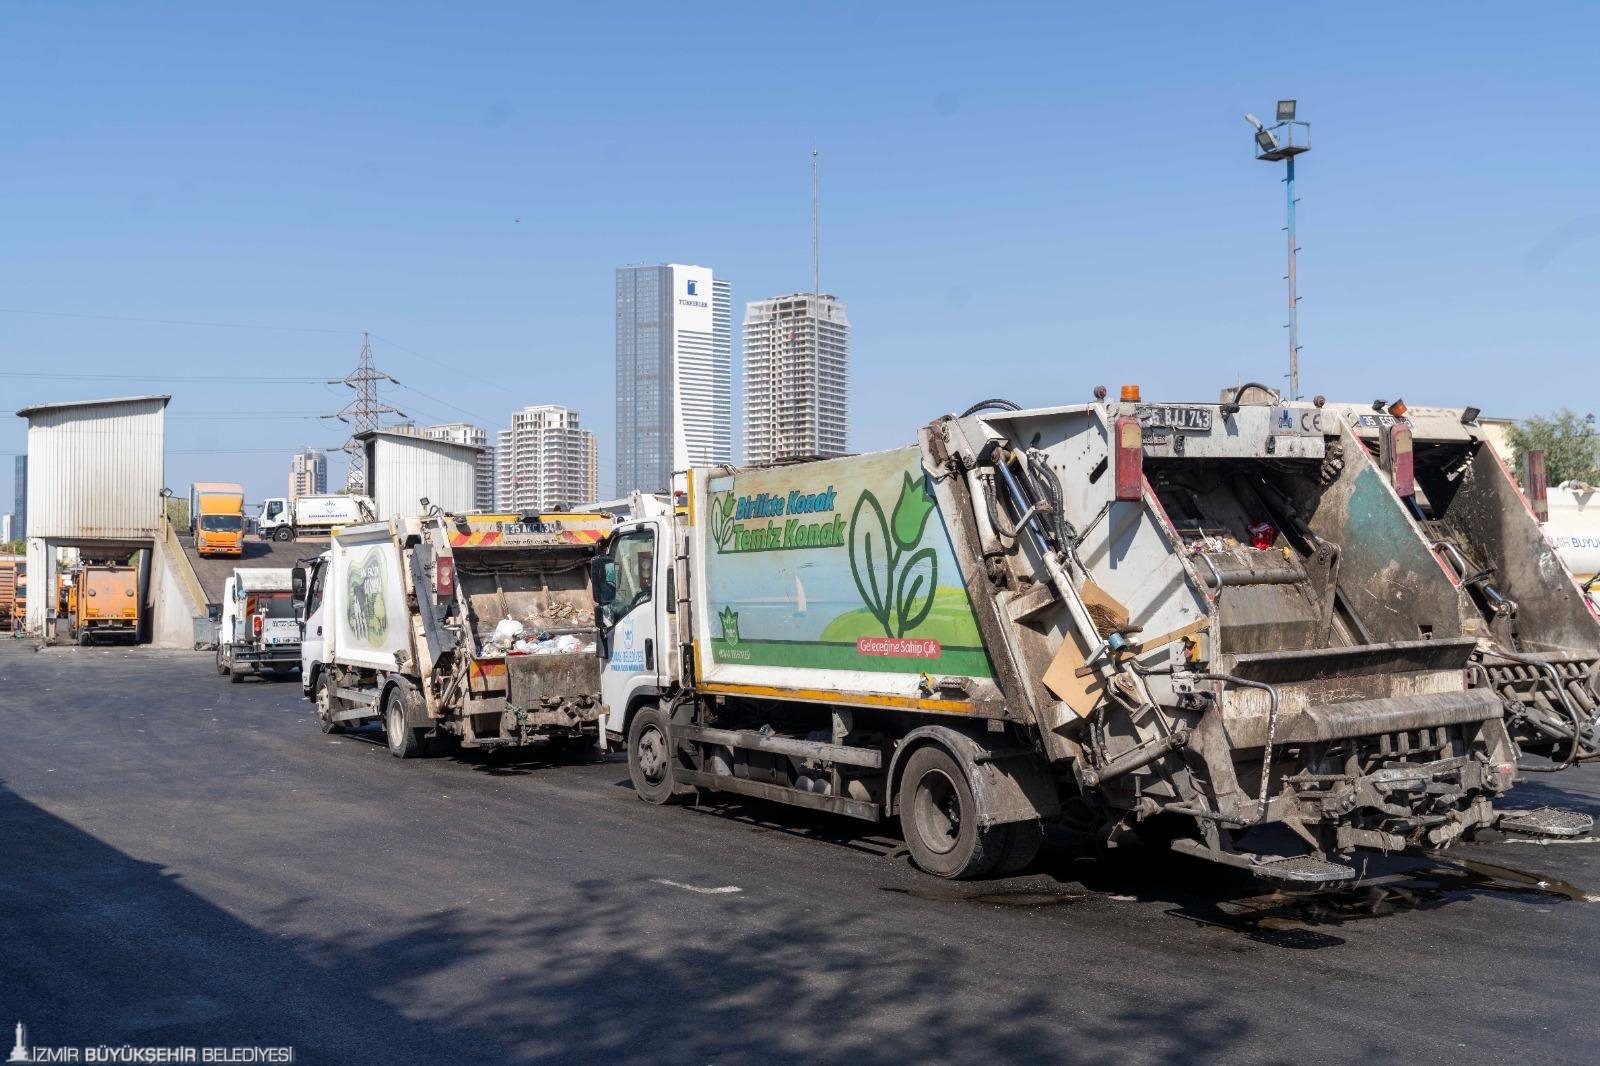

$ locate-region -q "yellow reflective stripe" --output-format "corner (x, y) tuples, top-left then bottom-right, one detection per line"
(696, 681), (974, 715)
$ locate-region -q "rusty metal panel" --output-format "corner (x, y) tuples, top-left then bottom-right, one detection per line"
(18, 395), (169, 540)
(360, 431), (478, 521)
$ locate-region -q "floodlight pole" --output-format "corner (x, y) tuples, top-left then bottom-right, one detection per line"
(1285, 154), (1300, 401)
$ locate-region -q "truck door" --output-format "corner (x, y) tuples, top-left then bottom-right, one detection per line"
(298, 557), (328, 694)
(595, 524), (662, 740)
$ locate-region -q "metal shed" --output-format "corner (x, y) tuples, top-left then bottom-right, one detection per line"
(18, 395), (169, 540)
(357, 429), (481, 521)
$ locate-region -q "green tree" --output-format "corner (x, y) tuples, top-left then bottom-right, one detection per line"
(164, 498), (191, 531)
(1506, 408), (1600, 486)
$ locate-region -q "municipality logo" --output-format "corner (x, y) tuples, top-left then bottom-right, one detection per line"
(685, 279), (698, 296)
(8, 1021), (28, 1063)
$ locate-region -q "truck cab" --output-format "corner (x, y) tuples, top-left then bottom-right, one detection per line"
(191, 483), (246, 558)
(592, 497), (680, 749)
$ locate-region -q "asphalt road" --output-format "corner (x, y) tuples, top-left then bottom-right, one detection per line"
(3, 643), (1598, 1065)
(179, 534), (321, 606)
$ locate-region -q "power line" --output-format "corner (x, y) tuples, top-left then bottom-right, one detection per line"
(0, 307), (358, 336)
(0, 370), (326, 383)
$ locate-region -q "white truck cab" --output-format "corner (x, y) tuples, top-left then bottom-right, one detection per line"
(592, 497), (679, 748)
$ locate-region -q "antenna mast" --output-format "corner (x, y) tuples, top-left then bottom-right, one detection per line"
(331, 331), (405, 491)
(811, 147), (820, 297)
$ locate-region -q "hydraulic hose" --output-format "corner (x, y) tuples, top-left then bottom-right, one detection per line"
(1494, 651), (1595, 769)
(960, 398), (1022, 417)
(1198, 672), (1280, 825)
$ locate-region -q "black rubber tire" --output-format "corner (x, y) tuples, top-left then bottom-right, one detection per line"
(228, 665), (245, 684)
(215, 645), (229, 676)
(314, 672), (342, 734)
(628, 706), (691, 804)
(991, 819), (1045, 876)
(384, 686), (420, 759)
(898, 745), (1007, 880)
(274, 527), (295, 542)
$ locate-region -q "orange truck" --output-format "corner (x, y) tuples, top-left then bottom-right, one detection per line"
(0, 559), (17, 631)
(68, 564), (140, 644)
(190, 482), (246, 558)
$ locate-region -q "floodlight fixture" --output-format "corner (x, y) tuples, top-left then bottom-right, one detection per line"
(1255, 129), (1279, 153)
(1276, 99), (1297, 121)
(1244, 112), (1265, 131)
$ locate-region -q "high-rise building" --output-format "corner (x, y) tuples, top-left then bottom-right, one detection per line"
(615, 264), (731, 494)
(12, 455), (26, 541)
(289, 447), (328, 501)
(743, 293), (849, 465)
(496, 405), (599, 512)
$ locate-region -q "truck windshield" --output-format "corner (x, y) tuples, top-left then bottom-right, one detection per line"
(200, 515), (245, 532)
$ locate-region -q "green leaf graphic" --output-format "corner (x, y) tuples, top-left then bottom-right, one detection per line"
(894, 547), (938, 635)
(848, 491), (894, 636)
(890, 472), (935, 550)
(718, 606), (741, 646)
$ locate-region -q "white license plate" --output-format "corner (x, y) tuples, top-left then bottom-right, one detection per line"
(1138, 405), (1213, 432)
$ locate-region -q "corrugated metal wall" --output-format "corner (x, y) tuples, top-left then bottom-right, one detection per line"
(24, 398), (167, 539)
(366, 433), (478, 520)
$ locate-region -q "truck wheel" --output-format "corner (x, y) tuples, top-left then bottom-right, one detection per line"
(992, 819), (1044, 876)
(314, 673), (343, 734)
(384, 687), (420, 759)
(274, 527), (295, 542)
(229, 665), (245, 684)
(898, 745), (1007, 880)
(215, 645), (229, 676)
(628, 706), (691, 804)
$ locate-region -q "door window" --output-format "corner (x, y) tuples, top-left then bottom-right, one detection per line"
(602, 531), (655, 621)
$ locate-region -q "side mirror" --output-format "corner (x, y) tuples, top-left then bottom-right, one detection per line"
(590, 556), (616, 607)
(291, 567), (306, 599)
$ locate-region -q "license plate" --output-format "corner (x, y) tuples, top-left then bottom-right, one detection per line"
(1137, 405), (1213, 433)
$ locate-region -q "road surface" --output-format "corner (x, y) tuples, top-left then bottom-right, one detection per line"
(1, 643), (1597, 1064)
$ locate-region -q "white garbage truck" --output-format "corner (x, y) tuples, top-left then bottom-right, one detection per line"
(592, 388), (1587, 883)
(260, 493), (376, 541)
(216, 569), (302, 682)
(296, 509), (619, 756)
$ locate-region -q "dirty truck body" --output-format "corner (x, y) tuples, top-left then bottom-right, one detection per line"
(69, 564), (139, 644)
(1327, 403), (1600, 769)
(599, 394), (1528, 883)
(301, 512), (612, 757)
(217, 569), (301, 681)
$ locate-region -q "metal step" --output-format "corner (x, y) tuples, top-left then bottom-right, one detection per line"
(1249, 853), (1358, 884)
(1496, 806), (1595, 837)
(1170, 839), (1358, 883)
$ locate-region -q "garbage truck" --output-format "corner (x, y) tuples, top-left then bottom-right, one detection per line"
(1324, 400), (1600, 773)
(296, 509), (618, 756)
(259, 493), (376, 541)
(215, 568), (301, 682)
(592, 387), (1589, 884)
(66, 563), (140, 644)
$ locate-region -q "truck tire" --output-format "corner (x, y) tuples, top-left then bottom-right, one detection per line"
(229, 665), (245, 684)
(215, 645), (229, 676)
(384, 686), (420, 759)
(898, 745), (1008, 880)
(314, 672), (343, 734)
(991, 819), (1044, 876)
(628, 706), (692, 804)
(274, 527), (295, 542)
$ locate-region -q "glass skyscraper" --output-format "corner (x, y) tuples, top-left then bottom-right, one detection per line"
(615, 264), (731, 495)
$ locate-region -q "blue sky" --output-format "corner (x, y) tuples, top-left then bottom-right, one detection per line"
(3, 1), (1597, 508)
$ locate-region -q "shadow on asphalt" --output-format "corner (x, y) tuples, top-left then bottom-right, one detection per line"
(1, 777), (1339, 1064)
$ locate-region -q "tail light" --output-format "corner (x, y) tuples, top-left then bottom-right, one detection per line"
(1384, 422), (1415, 498)
(1113, 415), (1143, 501)
(252, 615), (263, 638)
(1248, 521), (1277, 550)
(435, 555), (456, 599)
(1526, 450), (1548, 522)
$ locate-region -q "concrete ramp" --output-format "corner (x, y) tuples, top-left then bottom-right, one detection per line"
(178, 533), (318, 607)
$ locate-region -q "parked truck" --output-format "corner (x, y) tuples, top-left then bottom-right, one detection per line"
(259, 493), (376, 542)
(216, 569), (301, 682)
(67, 563), (140, 644)
(190, 483), (247, 558)
(1325, 400), (1600, 773)
(1543, 482), (1600, 606)
(590, 388), (1587, 884)
(297, 509), (618, 755)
